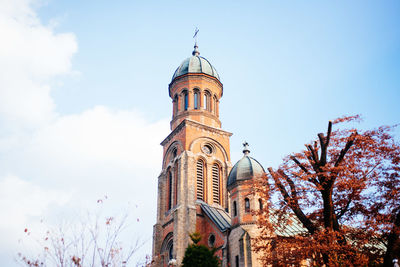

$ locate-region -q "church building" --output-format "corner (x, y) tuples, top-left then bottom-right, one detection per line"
(152, 43), (266, 267)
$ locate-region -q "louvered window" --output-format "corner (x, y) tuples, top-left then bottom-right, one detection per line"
(196, 160), (204, 200)
(212, 164), (220, 204)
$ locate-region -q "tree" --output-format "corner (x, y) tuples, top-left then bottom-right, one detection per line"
(181, 232), (220, 267)
(17, 198), (146, 267)
(254, 115), (400, 266)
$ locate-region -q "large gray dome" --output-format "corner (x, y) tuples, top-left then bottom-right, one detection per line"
(227, 144), (265, 187)
(171, 45), (220, 82)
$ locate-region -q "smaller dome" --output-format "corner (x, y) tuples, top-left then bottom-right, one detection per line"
(171, 45), (220, 82)
(227, 143), (265, 187)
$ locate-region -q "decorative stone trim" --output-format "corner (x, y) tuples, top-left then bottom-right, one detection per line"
(171, 109), (221, 126)
(162, 218), (174, 228)
(161, 119), (232, 146)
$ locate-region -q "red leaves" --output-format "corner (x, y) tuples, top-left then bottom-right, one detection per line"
(254, 116), (400, 266)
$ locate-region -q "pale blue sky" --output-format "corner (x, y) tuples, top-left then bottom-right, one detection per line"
(0, 1), (399, 265)
(40, 0), (400, 163)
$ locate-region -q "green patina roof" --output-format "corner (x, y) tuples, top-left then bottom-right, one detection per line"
(171, 45), (220, 82)
(227, 155), (265, 187)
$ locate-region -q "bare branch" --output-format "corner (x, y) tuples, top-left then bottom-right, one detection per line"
(336, 198), (352, 220)
(334, 132), (357, 167)
(268, 168), (317, 234)
(290, 156), (309, 174)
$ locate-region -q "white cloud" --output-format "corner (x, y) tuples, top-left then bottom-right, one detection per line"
(0, 1), (169, 265)
(27, 106), (167, 169)
(0, 174), (71, 265)
(0, 0), (77, 129)
(0, 174), (70, 231)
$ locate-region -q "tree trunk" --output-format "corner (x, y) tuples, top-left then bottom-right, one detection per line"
(321, 188), (335, 230)
(383, 210), (400, 266)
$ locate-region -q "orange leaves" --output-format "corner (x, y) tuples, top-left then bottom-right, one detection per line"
(254, 116), (400, 266)
(332, 114), (362, 124)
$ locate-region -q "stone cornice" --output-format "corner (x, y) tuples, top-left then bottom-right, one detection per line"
(162, 218), (174, 228)
(160, 119), (232, 146)
(170, 110), (221, 128)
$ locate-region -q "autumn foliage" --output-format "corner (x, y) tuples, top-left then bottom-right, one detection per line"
(254, 116), (400, 266)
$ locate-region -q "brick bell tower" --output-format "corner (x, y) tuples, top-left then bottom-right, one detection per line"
(152, 43), (232, 266)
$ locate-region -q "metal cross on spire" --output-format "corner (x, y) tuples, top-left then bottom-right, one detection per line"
(192, 27), (200, 56)
(193, 27), (199, 43)
(243, 141), (250, 155)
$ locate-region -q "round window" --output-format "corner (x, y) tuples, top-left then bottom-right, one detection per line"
(202, 144), (213, 155)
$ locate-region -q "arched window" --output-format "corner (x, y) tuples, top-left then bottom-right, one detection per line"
(194, 89), (200, 109)
(167, 170), (172, 210)
(173, 94), (178, 115)
(259, 199), (263, 211)
(161, 233), (173, 265)
(167, 240), (174, 260)
(233, 201), (237, 217)
(196, 160), (205, 200)
(203, 91), (211, 111)
(208, 234), (216, 247)
(245, 198), (250, 213)
(212, 164), (220, 204)
(182, 90), (188, 111)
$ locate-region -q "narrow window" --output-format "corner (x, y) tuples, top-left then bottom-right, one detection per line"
(259, 198), (263, 211)
(203, 91), (210, 111)
(174, 162), (178, 206)
(196, 160), (205, 200)
(184, 91), (188, 111)
(213, 95), (217, 114)
(208, 234), (216, 247)
(212, 164), (220, 204)
(194, 90), (199, 109)
(167, 240), (173, 260)
(245, 198), (250, 213)
(235, 255), (239, 267)
(233, 201), (237, 217)
(173, 95), (178, 115)
(167, 170), (172, 210)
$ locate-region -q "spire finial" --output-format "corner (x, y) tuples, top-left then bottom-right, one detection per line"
(243, 141), (250, 155)
(192, 27), (200, 56)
